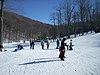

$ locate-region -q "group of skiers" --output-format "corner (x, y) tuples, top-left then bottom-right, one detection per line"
(14, 38), (74, 61)
(14, 40), (50, 51)
(30, 40), (35, 49)
(41, 40), (50, 49)
(29, 40), (50, 50)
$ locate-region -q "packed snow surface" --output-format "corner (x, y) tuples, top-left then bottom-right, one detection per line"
(0, 33), (100, 75)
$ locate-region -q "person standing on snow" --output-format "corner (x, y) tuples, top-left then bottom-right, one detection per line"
(56, 39), (60, 49)
(59, 37), (67, 61)
(30, 40), (32, 49)
(46, 40), (50, 49)
(31, 40), (35, 49)
(41, 40), (44, 49)
(69, 39), (73, 50)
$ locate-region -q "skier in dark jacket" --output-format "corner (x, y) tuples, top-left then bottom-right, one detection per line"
(31, 40), (35, 49)
(30, 40), (32, 49)
(69, 39), (73, 50)
(59, 37), (67, 61)
(56, 39), (60, 49)
(46, 41), (50, 49)
(41, 40), (44, 49)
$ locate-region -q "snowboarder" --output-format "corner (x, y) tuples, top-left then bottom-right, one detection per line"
(59, 37), (67, 61)
(56, 39), (60, 49)
(41, 40), (44, 49)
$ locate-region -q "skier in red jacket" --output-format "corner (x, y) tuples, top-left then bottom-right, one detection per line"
(59, 37), (67, 61)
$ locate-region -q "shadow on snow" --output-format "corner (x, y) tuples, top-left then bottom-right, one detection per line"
(19, 57), (60, 65)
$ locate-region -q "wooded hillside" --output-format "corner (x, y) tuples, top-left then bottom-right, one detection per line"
(3, 11), (53, 42)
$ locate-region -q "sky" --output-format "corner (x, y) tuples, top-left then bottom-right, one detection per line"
(15, 0), (61, 24)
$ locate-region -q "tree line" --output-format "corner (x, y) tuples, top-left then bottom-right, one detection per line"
(1, 0), (100, 44)
(50, 0), (100, 39)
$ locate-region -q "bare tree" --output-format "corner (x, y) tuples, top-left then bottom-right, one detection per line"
(0, 0), (5, 51)
(56, 7), (62, 37)
(85, 1), (93, 33)
(62, 0), (75, 38)
(75, 0), (91, 35)
(50, 0), (99, 39)
(0, 0), (25, 51)
(72, 12), (78, 37)
(95, 0), (100, 28)
(50, 12), (58, 39)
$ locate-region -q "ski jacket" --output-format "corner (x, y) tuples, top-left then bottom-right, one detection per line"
(61, 41), (65, 49)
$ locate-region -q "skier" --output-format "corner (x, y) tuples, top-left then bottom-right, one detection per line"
(69, 39), (73, 50)
(59, 47), (64, 61)
(23, 40), (25, 43)
(41, 40), (44, 49)
(46, 40), (50, 49)
(30, 40), (32, 49)
(59, 37), (67, 61)
(56, 39), (60, 49)
(31, 40), (35, 49)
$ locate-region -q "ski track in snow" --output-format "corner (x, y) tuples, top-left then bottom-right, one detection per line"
(0, 33), (100, 75)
